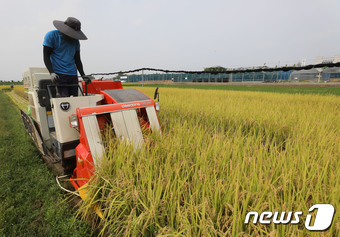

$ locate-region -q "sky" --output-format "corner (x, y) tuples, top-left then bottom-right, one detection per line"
(1, 0), (340, 81)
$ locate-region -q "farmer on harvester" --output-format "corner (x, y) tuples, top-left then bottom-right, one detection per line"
(43, 17), (90, 97)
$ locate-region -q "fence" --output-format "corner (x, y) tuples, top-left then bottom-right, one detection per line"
(289, 67), (340, 82)
(124, 71), (293, 83)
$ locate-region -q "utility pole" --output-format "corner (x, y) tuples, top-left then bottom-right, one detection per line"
(142, 70), (144, 87)
(316, 68), (322, 83)
(262, 72), (265, 82)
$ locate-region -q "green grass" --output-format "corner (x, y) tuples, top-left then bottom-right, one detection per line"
(0, 91), (93, 236)
(124, 83), (340, 95)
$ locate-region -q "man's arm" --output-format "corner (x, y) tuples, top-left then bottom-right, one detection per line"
(43, 46), (59, 84)
(43, 46), (54, 73)
(75, 51), (85, 76)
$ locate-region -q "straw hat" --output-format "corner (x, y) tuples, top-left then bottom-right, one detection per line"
(53, 17), (87, 40)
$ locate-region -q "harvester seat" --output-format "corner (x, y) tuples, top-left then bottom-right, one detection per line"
(37, 79), (57, 109)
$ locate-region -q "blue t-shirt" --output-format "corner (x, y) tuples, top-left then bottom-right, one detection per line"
(43, 30), (80, 75)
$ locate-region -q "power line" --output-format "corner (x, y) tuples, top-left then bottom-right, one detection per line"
(90, 62), (340, 76)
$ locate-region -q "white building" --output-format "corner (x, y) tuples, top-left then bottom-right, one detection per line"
(315, 55), (340, 64)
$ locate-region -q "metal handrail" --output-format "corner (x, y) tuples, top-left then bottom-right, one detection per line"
(47, 84), (84, 99)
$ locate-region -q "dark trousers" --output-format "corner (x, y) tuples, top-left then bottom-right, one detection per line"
(56, 73), (78, 97)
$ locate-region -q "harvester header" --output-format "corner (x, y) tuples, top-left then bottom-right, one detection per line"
(21, 67), (161, 197)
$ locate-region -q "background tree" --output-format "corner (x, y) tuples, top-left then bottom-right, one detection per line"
(204, 66), (226, 73)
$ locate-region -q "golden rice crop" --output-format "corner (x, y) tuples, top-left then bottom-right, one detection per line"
(13, 85), (27, 99)
(78, 87), (339, 236)
(0, 85), (12, 91)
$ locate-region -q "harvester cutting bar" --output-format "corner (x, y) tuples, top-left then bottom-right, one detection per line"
(71, 89), (162, 190)
(76, 104), (160, 165)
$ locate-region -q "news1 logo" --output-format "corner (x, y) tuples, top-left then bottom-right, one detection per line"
(244, 204), (335, 231)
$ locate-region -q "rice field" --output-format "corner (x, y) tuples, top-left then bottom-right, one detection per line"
(12, 85), (28, 99)
(0, 84), (27, 99)
(77, 87), (340, 236)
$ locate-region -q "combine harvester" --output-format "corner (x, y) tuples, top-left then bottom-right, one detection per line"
(21, 67), (161, 204)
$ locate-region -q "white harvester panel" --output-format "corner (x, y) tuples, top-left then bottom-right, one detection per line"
(82, 115), (105, 167)
(82, 105), (161, 167)
(110, 109), (144, 150)
(51, 95), (103, 143)
(23, 67), (50, 89)
(110, 106), (161, 149)
(145, 106), (161, 132)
